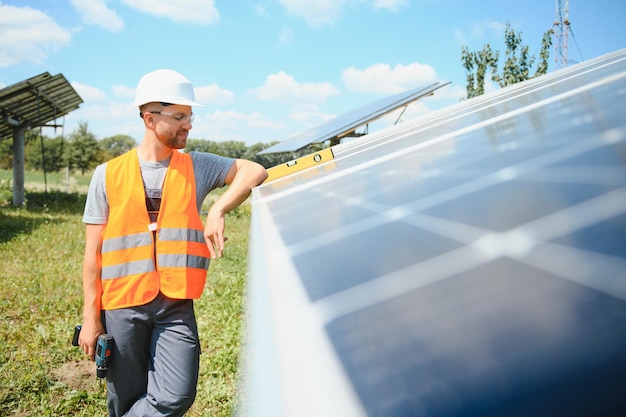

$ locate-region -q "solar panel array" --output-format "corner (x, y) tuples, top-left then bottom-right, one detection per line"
(240, 48), (626, 417)
(0, 72), (83, 140)
(258, 82), (449, 154)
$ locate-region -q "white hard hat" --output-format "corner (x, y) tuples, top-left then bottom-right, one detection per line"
(132, 69), (202, 107)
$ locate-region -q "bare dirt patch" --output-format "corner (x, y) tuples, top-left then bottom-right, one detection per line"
(52, 359), (101, 392)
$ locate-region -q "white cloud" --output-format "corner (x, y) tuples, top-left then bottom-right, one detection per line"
(373, 0), (409, 12)
(195, 84), (236, 105)
(61, 80), (140, 139)
(71, 82), (108, 102)
(64, 97), (142, 140)
(455, 18), (506, 46)
(484, 78), (499, 94)
(453, 29), (467, 46)
(109, 82), (233, 106)
(472, 19), (506, 39)
(278, 26), (295, 46)
(70, 0), (124, 32)
(288, 103), (335, 128)
(122, 0), (220, 25)
(277, 0), (406, 26)
(278, 0), (347, 26)
(0, 3), (71, 67)
(342, 62), (439, 94)
(198, 110), (243, 134)
(255, 4), (269, 18)
(191, 110), (287, 144)
(436, 83), (467, 102)
(208, 110), (284, 131)
(112, 84), (135, 101)
(245, 112), (285, 130)
(249, 71), (339, 104)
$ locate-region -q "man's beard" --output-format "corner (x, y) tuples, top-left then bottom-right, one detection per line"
(164, 132), (187, 149)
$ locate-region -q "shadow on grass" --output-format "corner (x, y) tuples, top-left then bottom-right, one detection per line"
(0, 191), (86, 243)
(23, 190), (87, 215)
(0, 211), (44, 243)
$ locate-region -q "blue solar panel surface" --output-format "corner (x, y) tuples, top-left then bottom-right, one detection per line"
(328, 259), (626, 417)
(242, 49), (626, 417)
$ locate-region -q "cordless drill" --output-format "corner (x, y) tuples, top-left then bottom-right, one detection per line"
(72, 325), (114, 378)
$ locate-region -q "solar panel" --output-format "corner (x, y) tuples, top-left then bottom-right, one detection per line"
(257, 82), (450, 154)
(0, 72), (83, 140)
(240, 48), (626, 417)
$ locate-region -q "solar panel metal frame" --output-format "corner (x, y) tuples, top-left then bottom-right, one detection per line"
(0, 72), (83, 140)
(257, 81), (450, 154)
(240, 48), (626, 417)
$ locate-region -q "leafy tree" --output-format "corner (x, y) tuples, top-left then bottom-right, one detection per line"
(25, 135), (66, 172)
(0, 139), (12, 170)
(185, 138), (319, 169)
(462, 22), (553, 99)
(219, 140), (248, 159)
(100, 134), (137, 159)
(461, 44), (498, 99)
(66, 121), (103, 175)
(186, 139), (247, 159)
(243, 142), (288, 168)
(0, 128), (46, 170)
(186, 139), (223, 154)
(4, 125), (342, 174)
(535, 30), (553, 77)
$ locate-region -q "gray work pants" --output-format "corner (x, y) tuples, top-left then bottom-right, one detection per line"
(103, 292), (200, 417)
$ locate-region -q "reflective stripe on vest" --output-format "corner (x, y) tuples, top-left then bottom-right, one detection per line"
(100, 149), (210, 310)
(102, 231), (152, 253)
(102, 259), (155, 280)
(158, 254), (210, 270)
(157, 227), (210, 269)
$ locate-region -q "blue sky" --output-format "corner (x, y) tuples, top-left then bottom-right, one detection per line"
(1, 0), (625, 146)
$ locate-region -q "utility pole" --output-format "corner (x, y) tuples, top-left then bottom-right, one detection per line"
(553, 0), (570, 68)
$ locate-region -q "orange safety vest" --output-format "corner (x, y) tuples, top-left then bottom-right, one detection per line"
(100, 148), (210, 310)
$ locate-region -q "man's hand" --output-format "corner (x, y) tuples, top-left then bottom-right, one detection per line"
(204, 207), (228, 258)
(203, 159), (268, 258)
(81, 223), (105, 360)
(78, 320), (105, 361)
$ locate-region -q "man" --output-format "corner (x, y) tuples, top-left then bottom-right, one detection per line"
(78, 69), (268, 416)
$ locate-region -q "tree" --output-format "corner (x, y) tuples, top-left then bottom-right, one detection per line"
(186, 139), (222, 154)
(25, 135), (66, 172)
(462, 22), (553, 99)
(218, 140), (248, 159)
(3, 126), (339, 174)
(535, 30), (553, 77)
(0, 139), (12, 170)
(1, 128), (50, 170)
(243, 142), (296, 168)
(185, 138), (320, 169)
(461, 44), (498, 99)
(66, 121), (103, 175)
(100, 134), (137, 159)
(186, 139), (247, 159)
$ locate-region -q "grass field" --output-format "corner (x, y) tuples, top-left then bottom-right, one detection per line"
(0, 169), (250, 416)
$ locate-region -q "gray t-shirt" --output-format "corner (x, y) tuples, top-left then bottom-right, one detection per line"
(82, 151), (234, 224)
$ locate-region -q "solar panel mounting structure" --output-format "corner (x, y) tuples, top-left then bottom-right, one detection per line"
(0, 72), (83, 206)
(257, 81), (450, 155)
(241, 48), (626, 417)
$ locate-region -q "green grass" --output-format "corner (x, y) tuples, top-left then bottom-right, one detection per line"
(0, 169), (250, 417)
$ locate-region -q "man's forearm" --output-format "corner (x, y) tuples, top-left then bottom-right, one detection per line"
(82, 261), (101, 324)
(211, 159), (268, 215)
(82, 224), (104, 324)
(203, 159), (267, 258)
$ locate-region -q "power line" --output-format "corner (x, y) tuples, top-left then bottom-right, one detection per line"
(568, 26), (585, 64)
